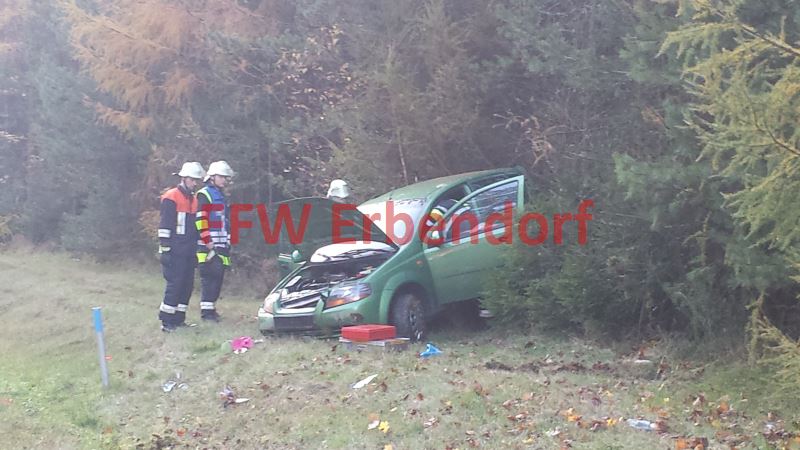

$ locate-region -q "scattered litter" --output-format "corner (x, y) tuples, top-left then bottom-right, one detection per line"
(162, 371), (186, 393)
(231, 336), (254, 354)
(368, 419), (380, 430)
(352, 374), (378, 389)
(626, 418), (655, 431)
(545, 428), (561, 437)
(219, 385), (249, 407)
(419, 343), (442, 358)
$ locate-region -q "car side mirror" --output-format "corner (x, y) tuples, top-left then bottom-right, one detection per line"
(291, 250), (303, 263)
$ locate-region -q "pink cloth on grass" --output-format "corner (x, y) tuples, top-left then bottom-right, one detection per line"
(231, 336), (254, 352)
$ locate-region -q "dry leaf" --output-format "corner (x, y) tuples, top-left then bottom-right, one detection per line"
(675, 437), (708, 450)
(563, 408), (582, 423)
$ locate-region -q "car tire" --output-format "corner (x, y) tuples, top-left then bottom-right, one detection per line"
(390, 292), (426, 342)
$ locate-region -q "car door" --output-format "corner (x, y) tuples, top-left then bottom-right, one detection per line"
(423, 174), (524, 304)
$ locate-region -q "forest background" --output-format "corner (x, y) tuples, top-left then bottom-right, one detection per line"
(2, 0), (799, 384)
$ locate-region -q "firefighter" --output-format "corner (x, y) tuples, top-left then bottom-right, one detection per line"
(326, 179), (350, 204)
(158, 161), (205, 332)
(195, 161), (235, 322)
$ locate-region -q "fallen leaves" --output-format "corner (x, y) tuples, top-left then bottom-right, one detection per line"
(674, 437), (708, 450)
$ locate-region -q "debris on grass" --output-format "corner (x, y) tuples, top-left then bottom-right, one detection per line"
(626, 418), (655, 431)
(219, 385), (249, 407)
(419, 343), (443, 358)
(352, 374), (377, 389)
(162, 371), (188, 393)
(231, 336), (254, 354)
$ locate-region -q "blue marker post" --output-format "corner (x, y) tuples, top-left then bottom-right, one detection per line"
(92, 307), (109, 388)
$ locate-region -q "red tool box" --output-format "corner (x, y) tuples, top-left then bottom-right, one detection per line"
(341, 324), (397, 342)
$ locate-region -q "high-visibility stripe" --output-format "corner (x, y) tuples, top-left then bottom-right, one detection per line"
(198, 190), (213, 203)
(158, 229), (171, 238)
(160, 303), (176, 314)
(159, 246), (171, 253)
(200, 302), (216, 310)
(176, 212), (186, 235)
(197, 238), (228, 245)
(176, 303), (188, 312)
(197, 218), (209, 229)
(197, 252), (231, 265)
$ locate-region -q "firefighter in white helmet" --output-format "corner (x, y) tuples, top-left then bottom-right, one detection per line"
(195, 161), (235, 322)
(158, 161), (205, 332)
(326, 179), (350, 204)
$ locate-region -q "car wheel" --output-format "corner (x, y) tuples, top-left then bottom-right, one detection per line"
(390, 292), (426, 342)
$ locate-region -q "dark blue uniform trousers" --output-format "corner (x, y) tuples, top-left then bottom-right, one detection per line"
(159, 251), (196, 325)
(199, 256), (225, 317)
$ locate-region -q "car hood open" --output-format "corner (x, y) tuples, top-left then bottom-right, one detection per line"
(277, 197), (396, 264)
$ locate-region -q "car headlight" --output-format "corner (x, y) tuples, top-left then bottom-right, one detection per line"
(324, 283), (371, 309)
(263, 292), (280, 314)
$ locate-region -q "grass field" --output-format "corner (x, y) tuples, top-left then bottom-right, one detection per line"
(1, 248), (799, 449)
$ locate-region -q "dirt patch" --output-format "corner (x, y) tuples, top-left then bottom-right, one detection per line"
(484, 360), (514, 371)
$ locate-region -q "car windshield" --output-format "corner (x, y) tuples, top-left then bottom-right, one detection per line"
(357, 198), (427, 247)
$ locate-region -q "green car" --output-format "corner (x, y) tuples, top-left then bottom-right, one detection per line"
(258, 168), (525, 340)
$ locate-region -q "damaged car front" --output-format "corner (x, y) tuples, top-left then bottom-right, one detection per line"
(258, 198), (424, 336)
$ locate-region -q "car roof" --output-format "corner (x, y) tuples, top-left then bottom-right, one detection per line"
(362, 167), (523, 204)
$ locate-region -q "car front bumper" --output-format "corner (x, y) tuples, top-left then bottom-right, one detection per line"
(258, 298), (380, 336)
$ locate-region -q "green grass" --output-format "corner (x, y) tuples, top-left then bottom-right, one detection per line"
(1, 248), (799, 449)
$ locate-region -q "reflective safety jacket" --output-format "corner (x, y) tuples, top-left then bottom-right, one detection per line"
(195, 184), (231, 265)
(158, 184), (198, 254)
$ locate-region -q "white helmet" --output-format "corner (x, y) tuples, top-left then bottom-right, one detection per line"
(174, 161), (205, 179)
(205, 160), (235, 182)
(327, 179), (350, 199)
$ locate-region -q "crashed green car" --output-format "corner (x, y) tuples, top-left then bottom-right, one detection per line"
(258, 168), (525, 340)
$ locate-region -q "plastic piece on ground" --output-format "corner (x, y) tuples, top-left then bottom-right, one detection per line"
(626, 418), (655, 431)
(419, 343), (443, 358)
(219, 385), (247, 407)
(352, 374), (378, 389)
(231, 336), (254, 354)
(162, 380), (177, 392)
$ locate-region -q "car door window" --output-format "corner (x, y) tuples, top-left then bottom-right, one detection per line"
(445, 179), (520, 242)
